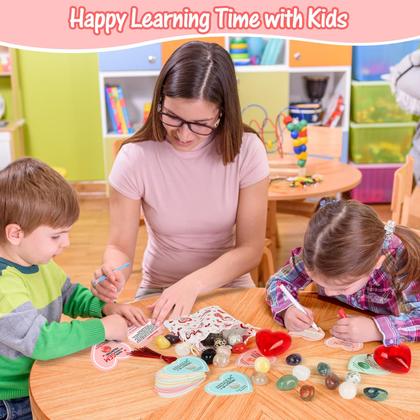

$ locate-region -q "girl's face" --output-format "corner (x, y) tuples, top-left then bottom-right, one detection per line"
(307, 255), (386, 297)
(160, 97), (220, 152)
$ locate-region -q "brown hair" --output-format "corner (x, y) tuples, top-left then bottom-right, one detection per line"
(0, 158), (79, 242)
(122, 41), (258, 164)
(303, 198), (420, 293)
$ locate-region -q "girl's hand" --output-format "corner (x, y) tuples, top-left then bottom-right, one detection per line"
(284, 306), (314, 331)
(91, 264), (126, 302)
(149, 279), (200, 325)
(331, 316), (382, 343)
(102, 303), (147, 326)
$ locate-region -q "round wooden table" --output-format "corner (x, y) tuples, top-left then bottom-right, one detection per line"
(266, 158), (362, 256)
(30, 288), (418, 420)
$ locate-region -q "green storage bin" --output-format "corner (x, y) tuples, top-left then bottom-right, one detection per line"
(350, 122), (416, 163)
(351, 81), (413, 123)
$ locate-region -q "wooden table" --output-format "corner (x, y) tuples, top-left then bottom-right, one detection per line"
(267, 158), (362, 255)
(30, 288), (419, 420)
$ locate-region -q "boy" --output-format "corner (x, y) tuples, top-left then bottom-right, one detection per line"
(0, 158), (146, 419)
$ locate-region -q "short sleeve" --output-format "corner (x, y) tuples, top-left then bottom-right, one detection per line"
(239, 133), (269, 188)
(108, 143), (144, 200)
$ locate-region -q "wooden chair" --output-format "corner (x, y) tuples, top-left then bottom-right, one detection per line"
(408, 186), (420, 228)
(251, 238), (275, 287)
(276, 126), (343, 217)
(391, 155), (414, 226)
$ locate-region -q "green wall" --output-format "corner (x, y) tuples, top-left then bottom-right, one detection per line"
(18, 51), (104, 181)
(0, 77), (12, 121)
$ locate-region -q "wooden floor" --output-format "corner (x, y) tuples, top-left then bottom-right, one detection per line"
(55, 198), (392, 302)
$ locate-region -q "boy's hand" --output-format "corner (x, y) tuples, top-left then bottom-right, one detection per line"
(103, 303), (147, 326)
(331, 316), (382, 343)
(91, 264), (126, 302)
(101, 314), (128, 342)
(284, 306), (314, 331)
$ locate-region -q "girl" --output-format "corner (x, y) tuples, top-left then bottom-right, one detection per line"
(92, 41), (269, 324)
(266, 198), (420, 345)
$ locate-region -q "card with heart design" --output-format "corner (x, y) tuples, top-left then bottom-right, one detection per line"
(236, 349), (277, 367)
(205, 372), (253, 396)
(128, 322), (161, 345)
(289, 327), (325, 341)
(324, 337), (363, 352)
(90, 341), (132, 371)
(348, 354), (390, 375)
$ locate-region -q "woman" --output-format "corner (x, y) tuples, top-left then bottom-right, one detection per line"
(92, 41), (269, 324)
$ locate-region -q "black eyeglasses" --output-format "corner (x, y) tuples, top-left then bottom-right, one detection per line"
(159, 111), (220, 136)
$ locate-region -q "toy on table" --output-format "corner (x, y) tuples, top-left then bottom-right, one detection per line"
(286, 353), (302, 366)
(255, 329), (291, 357)
(283, 114), (308, 173)
(363, 387), (389, 401)
(251, 356), (271, 385)
(373, 343), (411, 374)
(299, 385), (315, 401)
(348, 354), (390, 376)
(276, 374), (298, 391)
(286, 174), (323, 188)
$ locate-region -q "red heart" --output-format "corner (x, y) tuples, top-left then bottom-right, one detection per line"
(373, 344), (411, 374)
(256, 329), (291, 357)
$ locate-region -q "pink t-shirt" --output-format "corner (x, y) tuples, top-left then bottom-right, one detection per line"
(109, 132), (269, 289)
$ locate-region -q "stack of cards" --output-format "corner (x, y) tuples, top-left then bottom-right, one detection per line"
(155, 356), (209, 398)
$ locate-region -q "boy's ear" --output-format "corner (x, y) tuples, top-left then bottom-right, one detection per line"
(4, 224), (25, 245)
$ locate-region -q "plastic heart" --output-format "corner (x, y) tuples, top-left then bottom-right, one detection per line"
(373, 344), (411, 374)
(256, 329), (291, 357)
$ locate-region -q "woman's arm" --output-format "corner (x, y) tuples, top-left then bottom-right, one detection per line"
(91, 187), (141, 302)
(150, 177), (269, 322)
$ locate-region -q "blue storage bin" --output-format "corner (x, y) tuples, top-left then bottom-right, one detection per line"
(352, 40), (420, 81)
(99, 44), (161, 71)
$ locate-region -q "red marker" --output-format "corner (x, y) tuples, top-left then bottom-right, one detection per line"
(338, 308), (347, 319)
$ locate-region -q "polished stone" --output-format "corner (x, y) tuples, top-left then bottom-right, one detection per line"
(292, 365), (311, 381)
(345, 371), (361, 384)
(286, 353), (302, 366)
(213, 352), (230, 368)
(299, 385), (315, 401)
(252, 372), (269, 386)
(276, 375), (298, 391)
(201, 348), (217, 365)
(155, 335), (171, 349)
(325, 373), (340, 390)
(338, 381), (357, 400)
(254, 356), (271, 373)
(317, 362), (331, 376)
(363, 387), (388, 401)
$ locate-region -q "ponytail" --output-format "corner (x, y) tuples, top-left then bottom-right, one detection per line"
(394, 225), (420, 293)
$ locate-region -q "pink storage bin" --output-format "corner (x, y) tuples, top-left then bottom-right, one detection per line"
(350, 163), (401, 203)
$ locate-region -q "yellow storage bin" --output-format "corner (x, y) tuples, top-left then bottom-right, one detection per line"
(350, 122), (416, 163)
(351, 81), (413, 123)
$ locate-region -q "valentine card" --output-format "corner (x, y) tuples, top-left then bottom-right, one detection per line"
(90, 341), (132, 371)
(128, 321), (161, 345)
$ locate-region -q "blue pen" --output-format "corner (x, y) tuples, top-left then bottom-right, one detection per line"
(92, 262), (130, 287)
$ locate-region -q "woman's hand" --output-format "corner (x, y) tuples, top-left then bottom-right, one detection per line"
(331, 316), (382, 343)
(283, 306), (314, 331)
(91, 264), (126, 303)
(102, 303), (147, 326)
(149, 278), (201, 325)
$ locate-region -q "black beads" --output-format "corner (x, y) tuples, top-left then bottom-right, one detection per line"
(201, 348), (217, 365)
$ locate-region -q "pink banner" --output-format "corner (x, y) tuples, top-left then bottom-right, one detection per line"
(0, 0), (419, 50)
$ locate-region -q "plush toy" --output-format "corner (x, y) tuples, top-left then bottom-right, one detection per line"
(390, 49), (420, 184)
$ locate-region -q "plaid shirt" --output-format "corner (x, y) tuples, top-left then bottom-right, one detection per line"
(266, 236), (420, 346)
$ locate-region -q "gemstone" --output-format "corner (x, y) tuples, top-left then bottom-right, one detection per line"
(286, 353), (302, 366)
(201, 333), (220, 347)
(338, 381), (357, 400)
(155, 335), (171, 349)
(201, 348), (217, 365)
(292, 365), (311, 381)
(214, 337), (228, 347)
(299, 385), (315, 401)
(276, 375), (298, 391)
(317, 362), (331, 376)
(174, 342), (191, 357)
(325, 373), (340, 390)
(373, 344), (411, 374)
(231, 343), (248, 354)
(256, 329), (291, 357)
(227, 334), (243, 346)
(363, 387), (388, 401)
(252, 372), (269, 386)
(254, 357), (271, 373)
(345, 371), (361, 384)
(213, 352), (230, 368)
(216, 345), (232, 357)
(164, 334), (180, 345)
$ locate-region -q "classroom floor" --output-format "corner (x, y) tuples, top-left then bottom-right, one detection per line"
(55, 198), (392, 302)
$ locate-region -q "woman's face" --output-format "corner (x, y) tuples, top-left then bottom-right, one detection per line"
(161, 97), (220, 152)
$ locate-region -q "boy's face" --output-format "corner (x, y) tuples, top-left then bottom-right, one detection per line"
(19, 225), (72, 265)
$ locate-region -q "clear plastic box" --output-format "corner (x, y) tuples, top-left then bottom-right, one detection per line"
(350, 122), (415, 163)
(350, 163), (401, 203)
(351, 81), (413, 123)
